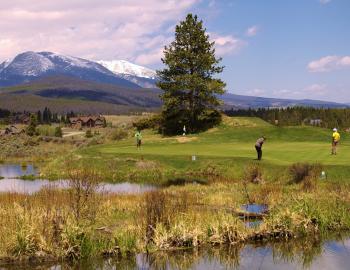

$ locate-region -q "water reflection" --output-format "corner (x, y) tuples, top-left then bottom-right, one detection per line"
(137, 235), (350, 270)
(0, 164), (38, 178)
(0, 179), (156, 194)
(0, 164), (156, 194)
(1, 234), (349, 270)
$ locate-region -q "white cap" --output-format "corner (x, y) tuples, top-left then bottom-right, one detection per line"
(333, 128), (337, 132)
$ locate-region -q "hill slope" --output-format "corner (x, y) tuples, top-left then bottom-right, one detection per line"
(0, 76), (161, 113)
(222, 93), (348, 108)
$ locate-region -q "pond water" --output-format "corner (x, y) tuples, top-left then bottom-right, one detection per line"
(1, 235), (350, 270)
(0, 164), (38, 178)
(0, 164), (156, 194)
(241, 203), (268, 214)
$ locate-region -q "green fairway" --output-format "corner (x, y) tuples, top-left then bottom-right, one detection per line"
(70, 116), (350, 183)
(86, 117), (349, 163)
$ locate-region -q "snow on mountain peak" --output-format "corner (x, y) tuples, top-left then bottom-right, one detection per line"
(0, 58), (12, 72)
(7, 51), (55, 76)
(97, 60), (156, 79)
(38, 52), (111, 74)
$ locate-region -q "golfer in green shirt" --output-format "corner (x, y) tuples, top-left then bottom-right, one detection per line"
(135, 130), (142, 149)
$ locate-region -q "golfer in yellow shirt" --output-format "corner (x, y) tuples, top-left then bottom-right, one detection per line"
(331, 128), (340, 155)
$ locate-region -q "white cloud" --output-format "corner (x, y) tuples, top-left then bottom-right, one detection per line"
(272, 89), (299, 97)
(319, 0), (331, 4)
(307, 55), (350, 72)
(245, 25), (259, 37)
(134, 47), (165, 66)
(210, 34), (245, 56)
(247, 88), (265, 96)
(304, 83), (327, 93)
(0, 0), (199, 66)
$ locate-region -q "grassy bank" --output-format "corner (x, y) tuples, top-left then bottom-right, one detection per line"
(0, 173), (349, 264)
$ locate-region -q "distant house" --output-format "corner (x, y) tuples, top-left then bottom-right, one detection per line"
(69, 116), (105, 129)
(0, 125), (25, 136)
(310, 119), (322, 126)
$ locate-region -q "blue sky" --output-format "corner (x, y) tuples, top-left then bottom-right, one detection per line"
(184, 0), (350, 102)
(0, 0), (349, 102)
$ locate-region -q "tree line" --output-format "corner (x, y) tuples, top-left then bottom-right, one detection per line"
(0, 107), (76, 125)
(225, 107), (350, 129)
(36, 107), (76, 124)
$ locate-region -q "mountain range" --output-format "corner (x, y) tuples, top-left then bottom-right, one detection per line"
(0, 51), (141, 88)
(0, 51), (348, 113)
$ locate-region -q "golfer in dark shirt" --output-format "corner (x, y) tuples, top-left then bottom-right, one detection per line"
(255, 136), (265, 160)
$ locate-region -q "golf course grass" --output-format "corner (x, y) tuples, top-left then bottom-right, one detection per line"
(69, 116), (350, 184)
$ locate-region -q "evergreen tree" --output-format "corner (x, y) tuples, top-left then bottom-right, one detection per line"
(26, 114), (38, 136)
(47, 108), (52, 124)
(54, 126), (63, 137)
(60, 115), (66, 123)
(37, 110), (42, 124)
(43, 107), (48, 123)
(157, 14), (226, 134)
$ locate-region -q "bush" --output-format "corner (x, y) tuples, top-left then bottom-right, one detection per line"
(26, 115), (38, 136)
(110, 128), (128, 141)
(244, 162), (263, 184)
(289, 163), (322, 184)
(143, 191), (189, 240)
(36, 125), (56, 137)
(54, 126), (63, 137)
(133, 114), (161, 131)
(65, 164), (102, 224)
(85, 130), (93, 138)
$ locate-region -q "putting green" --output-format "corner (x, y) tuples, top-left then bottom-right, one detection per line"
(88, 117), (350, 167)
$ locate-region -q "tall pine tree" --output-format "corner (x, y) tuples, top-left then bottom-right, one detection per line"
(157, 14), (226, 135)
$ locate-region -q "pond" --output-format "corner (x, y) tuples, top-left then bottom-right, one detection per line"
(0, 163), (38, 178)
(0, 164), (156, 194)
(1, 235), (350, 269)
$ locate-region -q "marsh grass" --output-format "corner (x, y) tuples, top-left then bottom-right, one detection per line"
(143, 190), (191, 241)
(1, 180), (350, 264)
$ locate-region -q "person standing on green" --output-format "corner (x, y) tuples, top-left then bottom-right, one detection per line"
(135, 130), (142, 149)
(331, 128), (340, 155)
(255, 136), (266, 160)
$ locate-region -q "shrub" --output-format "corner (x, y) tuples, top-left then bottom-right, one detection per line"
(65, 161), (102, 224)
(26, 115), (38, 136)
(133, 114), (161, 131)
(289, 163), (322, 184)
(244, 162), (263, 184)
(143, 191), (190, 240)
(54, 126), (63, 137)
(85, 130), (93, 138)
(302, 176), (317, 192)
(36, 125), (55, 137)
(110, 128), (128, 141)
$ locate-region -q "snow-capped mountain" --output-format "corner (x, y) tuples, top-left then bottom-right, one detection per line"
(0, 59), (12, 73)
(98, 60), (156, 79)
(98, 60), (157, 88)
(0, 51), (140, 88)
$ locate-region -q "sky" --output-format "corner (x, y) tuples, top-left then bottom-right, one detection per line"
(0, 0), (349, 102)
